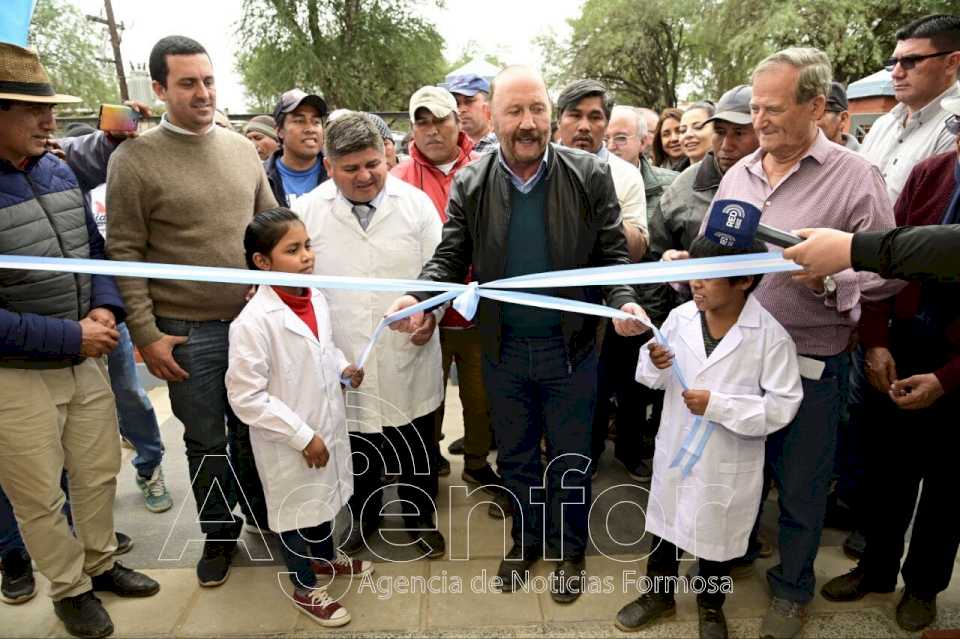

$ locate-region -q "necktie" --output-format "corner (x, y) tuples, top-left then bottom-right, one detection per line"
(351, 203), (375, 231)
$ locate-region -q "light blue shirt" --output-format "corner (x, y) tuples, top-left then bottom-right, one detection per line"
(498, 145), (550, 194)
(277, 158), (323, 203)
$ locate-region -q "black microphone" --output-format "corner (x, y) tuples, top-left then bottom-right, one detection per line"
(756, 223), (802, 248)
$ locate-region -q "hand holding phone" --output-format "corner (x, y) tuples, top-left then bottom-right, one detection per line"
(98, 104), (141, 133)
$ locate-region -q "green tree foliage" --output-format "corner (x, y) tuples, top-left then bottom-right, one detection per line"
(542, 0), (955, 108)
(29, 0), (119, 113)
(236, 0), (447, 112)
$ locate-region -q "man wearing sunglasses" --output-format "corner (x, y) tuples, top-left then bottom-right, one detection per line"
(861, 14), (960, 204)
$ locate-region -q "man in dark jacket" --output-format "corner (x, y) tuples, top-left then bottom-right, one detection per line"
(264, 88), (329, 206)
(0, 42), (158, 639)
(385, 65), (648, 604)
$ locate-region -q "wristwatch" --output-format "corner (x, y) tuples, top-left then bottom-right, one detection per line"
(822, 276), (837, 295)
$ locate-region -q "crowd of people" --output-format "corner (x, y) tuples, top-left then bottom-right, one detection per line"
(1, 12), (959, 639)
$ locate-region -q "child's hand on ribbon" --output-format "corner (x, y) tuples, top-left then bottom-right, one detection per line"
(682, 390), (710, 416)
(302, 435), (330, 468)
(341, 364), (364, 389)
(648, 342), (674, 369)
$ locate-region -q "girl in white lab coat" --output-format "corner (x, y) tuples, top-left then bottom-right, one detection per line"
(616, 236), (803, 639)
(226, 208), (371, 628)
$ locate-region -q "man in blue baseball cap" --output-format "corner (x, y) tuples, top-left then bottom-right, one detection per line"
(446, 74), (497, 153)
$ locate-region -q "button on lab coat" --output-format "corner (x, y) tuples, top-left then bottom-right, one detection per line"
(226, 285), (353, 533)
(636, 296), (803, 561)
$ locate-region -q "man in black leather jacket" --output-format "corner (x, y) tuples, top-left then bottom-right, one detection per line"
(387, 65), (649, 604)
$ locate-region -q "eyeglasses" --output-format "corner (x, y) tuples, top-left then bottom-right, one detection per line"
(605, 134), (637, 147)
(946, 114), (960, 136)
(884, 50), (958, 72)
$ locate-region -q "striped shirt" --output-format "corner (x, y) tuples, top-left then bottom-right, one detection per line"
(712, 129), (896, 356)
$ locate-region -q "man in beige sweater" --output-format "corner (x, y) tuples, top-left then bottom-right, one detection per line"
(106, 35), (277, 588)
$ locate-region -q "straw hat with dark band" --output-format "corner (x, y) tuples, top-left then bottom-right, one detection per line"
(0, 42), (81, 104)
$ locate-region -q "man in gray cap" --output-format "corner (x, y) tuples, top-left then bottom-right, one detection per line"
(818, 82), (860, 151)
(649, 85), (759, 259)
(265, 88), (329, 206)
(447, 74), (497, 153)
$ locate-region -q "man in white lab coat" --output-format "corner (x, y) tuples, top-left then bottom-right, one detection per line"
(292, 113), (446, 559)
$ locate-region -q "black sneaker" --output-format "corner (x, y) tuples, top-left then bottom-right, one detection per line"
(437, 455), (451, 477)
(550, 556), (586, 604)
(896, 590), (937, 632)
(461, 464), (502, 489)
(409, 520), (445, 559)
(53, 591), (114, 639)
(625, 458), (653, 483)
(487, 489), (514, 520)
(114, 532), (133, 556)
(1, 549), (36, 604)
(615, 592), (676, 632)
(496, 543), (540, 592)
(196, 520), (242, 587)
(698, 602), (728, 639)
(91, 562), (160, 597)
(447, 437), (465, 455)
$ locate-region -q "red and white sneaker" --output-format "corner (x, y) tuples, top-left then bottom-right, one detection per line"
(313, 550), (374, 578)
(292, 586), (350, 627)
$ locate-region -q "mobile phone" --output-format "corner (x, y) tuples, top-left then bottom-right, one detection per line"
(756, 223), (802, 248)
(98, 104), (141, 132)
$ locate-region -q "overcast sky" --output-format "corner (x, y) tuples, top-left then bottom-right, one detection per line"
(71, 0), (581, 112)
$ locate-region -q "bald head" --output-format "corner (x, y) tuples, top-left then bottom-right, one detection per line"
(490, 65), (552, 176)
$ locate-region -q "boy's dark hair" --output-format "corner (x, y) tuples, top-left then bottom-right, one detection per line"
(896, 15), (960, 52)
(244, 207), (303, 270)
(149, 36), (208, 87)
(688, 235), (768, 295)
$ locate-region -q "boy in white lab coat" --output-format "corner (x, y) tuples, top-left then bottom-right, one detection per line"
(615, 202), (803, 639)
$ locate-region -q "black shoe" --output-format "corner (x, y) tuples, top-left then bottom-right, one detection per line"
(550, 556), (586, 604)
(615, 592), (676, 632)
(1, 549), (36, 604)
(91, 562), (160, 597)
(698, 602), (728, 639)
(461, 464), (502, 489)
(114, 532), (133, 556)
(842, 529), (865, 560)
(414, 526), (446, 559)
(341, 519), (375, 556)
(196, 520), (242, 587)
(447, 437), (465, 455)
(53, 591), (114, 638)
(487, 489), (513, 520)
(820, 565), (892, 602)
(896, 590), (937, 632)
(437, 455), (451, 477)
(625, 458), (653, 483)
(496, 543), (540, 592)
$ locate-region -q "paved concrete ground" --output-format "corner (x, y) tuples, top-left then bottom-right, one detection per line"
(2, 382), (959, 637)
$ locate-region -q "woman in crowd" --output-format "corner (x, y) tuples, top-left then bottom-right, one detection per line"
(678, 101), (716, 165)
(652, 108), (687, 171)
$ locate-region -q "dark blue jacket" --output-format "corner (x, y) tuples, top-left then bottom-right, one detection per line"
(0, 152), (125, 364)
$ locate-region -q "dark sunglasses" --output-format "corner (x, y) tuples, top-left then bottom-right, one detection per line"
(946, 114), (960, 136)
(884, 50), (958, 71)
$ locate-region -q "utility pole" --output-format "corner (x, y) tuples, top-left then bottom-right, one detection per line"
(86, 0), (128, 100)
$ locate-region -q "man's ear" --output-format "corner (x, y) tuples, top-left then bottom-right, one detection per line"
(151, 80), (166, 102)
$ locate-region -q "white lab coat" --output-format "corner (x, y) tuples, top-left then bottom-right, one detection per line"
(226, 285), (354, 533)
(636, 296), (803, 561)
(292, 175), (444, 433)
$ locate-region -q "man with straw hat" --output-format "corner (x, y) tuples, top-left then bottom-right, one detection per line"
(0, 43), (160, 638)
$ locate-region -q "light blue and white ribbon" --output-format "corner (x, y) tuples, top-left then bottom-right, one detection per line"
(0, 252), (802, 473)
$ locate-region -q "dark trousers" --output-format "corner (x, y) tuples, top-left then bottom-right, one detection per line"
(833, 348), (868, 517)
(279, 521), (333, 590)
(592, 326), (661, 467)
(646, 535), (731, 608)
(483, 332), (596, 559)
(861, 392), (960, 597)
(437, 327), (493, 471)
(765, 353), (844, 604)
(158, 318), (268, 536)
(347, 412), (439, 527)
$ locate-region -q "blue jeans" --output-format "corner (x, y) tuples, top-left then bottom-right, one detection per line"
(482, 332), (596, 559)
(108, 323), (164, 478)
(766, 353), (843, 604)
(279, 522), (333, 590)
(0, 483), (25, 557)
(157, 318), (268, 536)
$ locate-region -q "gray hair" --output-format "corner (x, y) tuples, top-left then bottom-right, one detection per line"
(324, 112), (384, 160)
(557, 79), (614, 121)
(610, 105), (646, 138)
(752, 47), (832, 104)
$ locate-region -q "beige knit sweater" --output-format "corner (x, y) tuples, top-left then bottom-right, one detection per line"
(106, 125), (278, 347)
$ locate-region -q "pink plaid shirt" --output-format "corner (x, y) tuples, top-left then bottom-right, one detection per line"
(713, 130), (896, 356)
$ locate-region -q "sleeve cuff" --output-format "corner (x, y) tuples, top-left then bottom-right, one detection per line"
(128, 322), (164, 349)
(289, 424), (315, 452)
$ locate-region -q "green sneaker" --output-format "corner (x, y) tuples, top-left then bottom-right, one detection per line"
(136, 466), (173, 513)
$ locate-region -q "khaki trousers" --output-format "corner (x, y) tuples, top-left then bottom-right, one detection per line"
(0, 358), (121, 600)
(435, 327), (493, 471)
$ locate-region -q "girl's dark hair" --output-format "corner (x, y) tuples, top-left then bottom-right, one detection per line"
(244, 207), (303, 270)
(652, 107), (683, 167)
(688, 234), (768, 295)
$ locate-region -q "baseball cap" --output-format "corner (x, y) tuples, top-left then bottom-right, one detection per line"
(826, 82), (848, 113)
(704, 199), (762, 249)
(409, 86), (457, 121)
(705, 85), (752, 126)
(446, 74), (490, 97)
(364, 112), (393, 140)
(273, 89), (328, 125)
